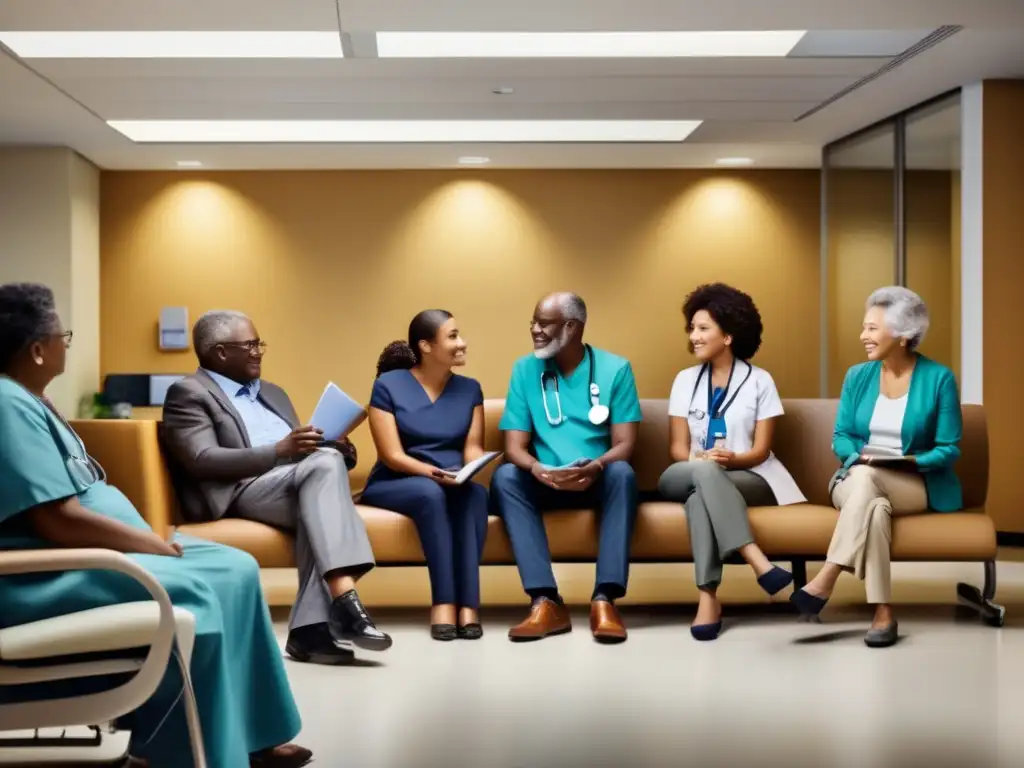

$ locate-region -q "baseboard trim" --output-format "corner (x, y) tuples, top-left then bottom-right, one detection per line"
(997, 532), (1024, 548)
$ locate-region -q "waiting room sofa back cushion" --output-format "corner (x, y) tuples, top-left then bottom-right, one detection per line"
(484, 398), (987, 509)
(71, 398), (987, 535)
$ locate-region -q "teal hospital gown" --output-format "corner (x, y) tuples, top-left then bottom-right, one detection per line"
(0, 377), (302, 767)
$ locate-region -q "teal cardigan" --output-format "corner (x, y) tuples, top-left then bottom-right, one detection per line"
(833, 355), (963, 512)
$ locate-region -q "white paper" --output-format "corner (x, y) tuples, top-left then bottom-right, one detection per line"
(861, 445), (903, 458)
(310, 382), (366, 441)
(537, 458), (591, 472)
(441, 451), (503, 484)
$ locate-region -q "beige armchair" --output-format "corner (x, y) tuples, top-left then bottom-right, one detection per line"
(0, 549), (206, 767)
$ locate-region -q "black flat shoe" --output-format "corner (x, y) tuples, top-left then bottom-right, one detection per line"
(285, 624), (356, 665)
(457, 623), (484, 640)
(329, 590), (393, 651)
(431, 623), (458, 641)
(790, 588), (829, 617)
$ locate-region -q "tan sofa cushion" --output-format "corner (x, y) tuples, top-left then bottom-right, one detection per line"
(179, 501), (997, 567)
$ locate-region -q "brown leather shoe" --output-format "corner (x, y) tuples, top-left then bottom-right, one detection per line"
(508, 598), (572, 641)
(590, 600), (628, 643)
(250, 744), (313, 768)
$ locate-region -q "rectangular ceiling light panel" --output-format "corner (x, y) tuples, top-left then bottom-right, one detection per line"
(107, 119), (703, 143)
(375, 31), (807, 58)
(0, 31), (344, 58)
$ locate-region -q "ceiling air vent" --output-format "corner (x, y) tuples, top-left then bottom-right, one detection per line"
(795, 25), (963, 122)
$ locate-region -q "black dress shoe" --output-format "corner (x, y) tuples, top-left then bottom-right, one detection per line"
(250, 744), (313, 768)
(285, 623), (355, 665)
(329, 590), (393, 651)
(431, 623), (458, 641)
(457, 623), (484, 640)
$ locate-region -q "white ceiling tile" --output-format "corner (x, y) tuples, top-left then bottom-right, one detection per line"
(0, 2), (1023, 170)
(59, 76), (857, 109)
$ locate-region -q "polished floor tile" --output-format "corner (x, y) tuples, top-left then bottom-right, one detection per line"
(275, 559), (1024, 768)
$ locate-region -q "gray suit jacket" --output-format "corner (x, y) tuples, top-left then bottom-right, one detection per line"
(161, 369), (300, 523)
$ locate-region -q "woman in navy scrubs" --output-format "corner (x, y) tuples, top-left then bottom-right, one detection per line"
(363, 310), (490, 640)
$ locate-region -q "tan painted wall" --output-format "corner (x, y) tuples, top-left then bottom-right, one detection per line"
(100, 170), (822, 460)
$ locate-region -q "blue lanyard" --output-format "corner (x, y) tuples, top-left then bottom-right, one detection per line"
(690, 359), (752, 419)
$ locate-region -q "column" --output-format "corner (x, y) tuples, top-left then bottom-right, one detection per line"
(960, 79), (1024, 533)
(0, 147), (100, 414)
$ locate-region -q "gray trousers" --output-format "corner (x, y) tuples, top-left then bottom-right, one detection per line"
(658, 460), (776, 589)
(232, 449), (375, 631)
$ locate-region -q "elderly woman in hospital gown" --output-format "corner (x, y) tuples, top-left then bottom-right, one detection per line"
(0, 282), (312, 768)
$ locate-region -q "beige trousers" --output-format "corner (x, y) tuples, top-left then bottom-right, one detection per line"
(828, 464), (928, 604)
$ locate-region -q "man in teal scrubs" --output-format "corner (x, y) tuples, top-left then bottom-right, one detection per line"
(491, 292), (641, 643)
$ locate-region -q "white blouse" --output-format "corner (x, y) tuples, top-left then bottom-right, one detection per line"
(863, 393), (908, 458)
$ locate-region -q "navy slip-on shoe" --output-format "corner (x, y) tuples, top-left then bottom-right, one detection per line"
(690, 621), (723, 641)
(757, 566), (794, 596)
(790, 588), (829, 616)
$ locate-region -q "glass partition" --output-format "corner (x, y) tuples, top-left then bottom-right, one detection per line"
(905, 94), (961, 377)
(820, 89), (961, 395)
(824, 124), (896, 396)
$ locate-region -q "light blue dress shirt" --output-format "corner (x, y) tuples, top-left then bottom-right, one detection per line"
(203, 369), (292, 448)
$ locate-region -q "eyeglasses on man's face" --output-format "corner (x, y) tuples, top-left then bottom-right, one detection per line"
(530, 318), (564, 333)
(55, 330), (73, 349)
(220, 339), (268, 355)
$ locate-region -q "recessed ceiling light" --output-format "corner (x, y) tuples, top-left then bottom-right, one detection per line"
(715, 157), (755, 167)
(0, 31), (344, 58)
(376, 31), (807, 58)
(175, 160), (204, 168)
(107, 119), (703, 144)
(458, 156), (491, 165)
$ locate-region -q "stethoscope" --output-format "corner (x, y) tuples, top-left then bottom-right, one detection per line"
(688, 358), (753, 422)
(541, 344), (609, 426)
(39, 396), (102, 486)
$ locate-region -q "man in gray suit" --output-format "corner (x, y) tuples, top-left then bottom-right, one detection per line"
(162, 310), (391, 666)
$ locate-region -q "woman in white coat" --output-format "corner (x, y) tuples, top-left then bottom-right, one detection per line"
(659, 283), (806, 641)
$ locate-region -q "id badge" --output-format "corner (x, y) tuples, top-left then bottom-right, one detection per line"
(706, 416), (727, 450)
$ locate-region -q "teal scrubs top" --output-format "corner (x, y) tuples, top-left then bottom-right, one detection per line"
(500, 346), (642, 467)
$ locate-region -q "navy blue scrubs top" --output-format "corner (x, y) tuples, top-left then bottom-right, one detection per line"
(366, 370), (484, 484)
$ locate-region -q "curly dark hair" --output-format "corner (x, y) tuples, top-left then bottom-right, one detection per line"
(375, 309), (454, 378)
(375, 340), (418, 378)
(0, 282), (59, 373)
(682, 283), (763, 361)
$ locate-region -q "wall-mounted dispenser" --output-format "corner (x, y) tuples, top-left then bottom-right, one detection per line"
(159, 307), (189, 351)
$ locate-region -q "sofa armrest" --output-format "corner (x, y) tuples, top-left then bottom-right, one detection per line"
(70, 420), (176, 539)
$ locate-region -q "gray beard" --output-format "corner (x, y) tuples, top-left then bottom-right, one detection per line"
(533, 329), (569, 360)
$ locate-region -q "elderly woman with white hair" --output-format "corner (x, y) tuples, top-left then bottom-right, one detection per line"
(791, 286), (962, 647)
